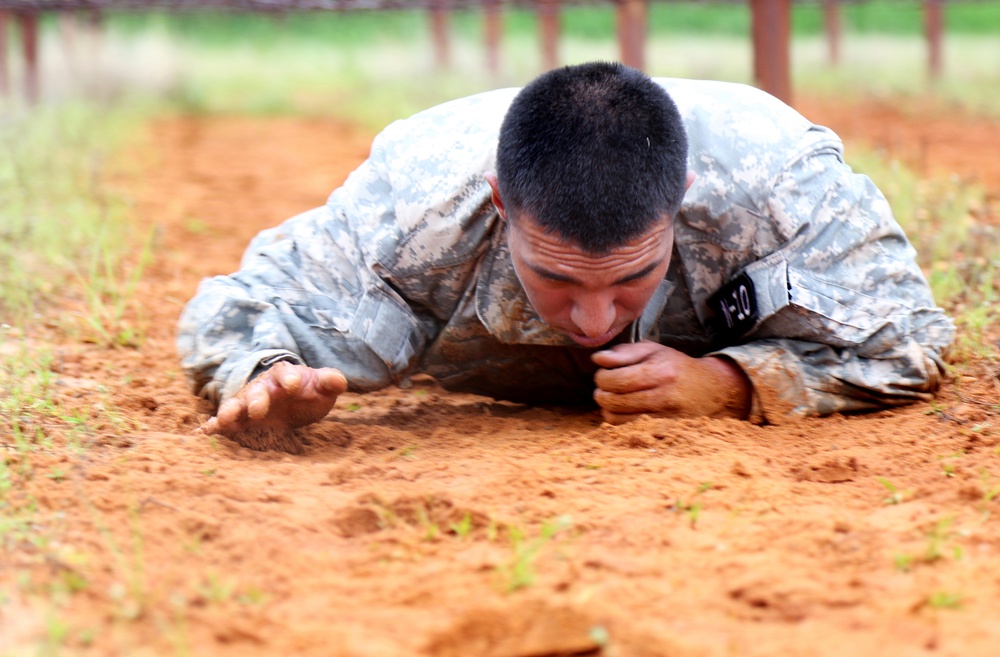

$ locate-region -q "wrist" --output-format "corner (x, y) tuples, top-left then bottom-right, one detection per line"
(249, 354), (303, 382)
(704, 356), (752, 419)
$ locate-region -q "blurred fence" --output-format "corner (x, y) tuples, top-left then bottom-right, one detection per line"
(0, 0), (962, 106)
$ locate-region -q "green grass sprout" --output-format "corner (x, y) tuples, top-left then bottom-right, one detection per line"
(499, 515), (573, 593)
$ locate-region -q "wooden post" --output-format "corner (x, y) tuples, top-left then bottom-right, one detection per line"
(617, 0), (646, 71)
(538, 0), (559, 71)
(750, 0), (792, 105)
(87, 9), (105, 75)
(0, 11), (9, 99)
(18, 11), (39, 104)
(925, 0), (943, 80)
(484, 0), (501, 77)
(824, 0), (841, 66)
(430, 0), (450, 69)
(58, 11), (80, 83)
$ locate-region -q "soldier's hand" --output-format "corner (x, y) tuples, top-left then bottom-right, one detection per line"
(199, 361), (348, 438)
(592, 341), (751, 424)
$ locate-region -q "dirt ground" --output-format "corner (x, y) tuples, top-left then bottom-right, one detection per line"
(3, 94), (1000, 657)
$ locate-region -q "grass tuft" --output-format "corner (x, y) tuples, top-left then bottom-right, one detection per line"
(0, 100), (151, 448)
(499, 515), (573, 593)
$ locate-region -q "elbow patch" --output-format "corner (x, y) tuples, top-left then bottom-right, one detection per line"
(350, 286), (426, 377)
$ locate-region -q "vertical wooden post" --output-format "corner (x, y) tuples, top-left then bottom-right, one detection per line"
(824, 0), (841, 66)
(538, 0), (559, 71)
(750, 0), (792, 105)
(925, 0), (943, 80)
(0, 11), (10, 99)
(430, 0), (450, 69)
(617, 0), (646, 71)
(484, 0), (501, 77)
(18, 11), (39, 104)
(87, 9), (105, 73)
(58, 11), (80, 84)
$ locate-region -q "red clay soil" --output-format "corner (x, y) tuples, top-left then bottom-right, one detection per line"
(3, 97), (1000, 657)
(797, 95), (1000, 196)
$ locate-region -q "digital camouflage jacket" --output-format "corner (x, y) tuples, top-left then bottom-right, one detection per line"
(176, 79), (955, 423)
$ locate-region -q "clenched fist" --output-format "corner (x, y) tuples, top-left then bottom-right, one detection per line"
(592, 341), (751, 424)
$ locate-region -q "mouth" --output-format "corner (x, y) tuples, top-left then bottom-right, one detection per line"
(566, 326), (624, 348)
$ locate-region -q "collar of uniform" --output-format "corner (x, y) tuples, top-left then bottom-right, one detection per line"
(635, 277), (675, 341)
(474, 229), (676, 347)
(474, 236), (577, 346)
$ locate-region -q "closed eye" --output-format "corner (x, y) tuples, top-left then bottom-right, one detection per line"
(613, 261), (662, 285)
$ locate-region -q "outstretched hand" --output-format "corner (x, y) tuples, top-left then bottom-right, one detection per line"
(198, 361), (348, 452)
(592, 341), (751, 425)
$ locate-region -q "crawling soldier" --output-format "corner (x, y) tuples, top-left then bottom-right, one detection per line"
(178, 62), (954, 450)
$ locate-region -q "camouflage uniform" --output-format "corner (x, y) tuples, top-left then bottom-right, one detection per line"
(177, 79), (954, 423)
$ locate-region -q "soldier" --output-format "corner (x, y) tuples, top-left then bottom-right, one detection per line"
(178, 62), (954, 450)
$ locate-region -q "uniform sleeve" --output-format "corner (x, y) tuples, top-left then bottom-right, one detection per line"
(176, 157), (433, 405)
(710, 147), (955, 422)
(175, 89), (511, 406)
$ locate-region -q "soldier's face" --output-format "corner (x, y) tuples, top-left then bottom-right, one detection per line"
(505, 214), (674, 348)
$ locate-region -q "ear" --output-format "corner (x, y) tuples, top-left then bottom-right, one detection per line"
(685, 170), (696, 191)
(485, 173), (507, 221)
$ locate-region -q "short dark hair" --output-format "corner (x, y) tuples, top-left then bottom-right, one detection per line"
(496, 62), (688, 254)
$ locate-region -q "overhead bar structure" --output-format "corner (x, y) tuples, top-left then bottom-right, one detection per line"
(0, 0), (953, 108)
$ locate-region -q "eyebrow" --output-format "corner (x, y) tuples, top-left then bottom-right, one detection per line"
(527, 259), (664, 285)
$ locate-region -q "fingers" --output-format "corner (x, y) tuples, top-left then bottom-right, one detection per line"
(197, 366), (350, 443)
(601, 409), (647, 425)
(594, 358), (664, 394)
(197, 416), (219, 435)
(246, 386), (271, 421)
(240, 365), (298, 422)
(594, 343), (686, 395)
(592, 341), (661, 368)
(594, 387), (666, 415)
(276, 367), (302, 395)
(317, 368), (348, 396)
(269, 362), (346, 398)
(212, 396), (250, 434)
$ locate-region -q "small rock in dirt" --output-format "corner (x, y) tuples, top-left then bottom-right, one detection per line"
(731, 460), (752, 478)
(791, 456), (860, 484)
(424, 601), (599, 657)
(332, 506), (382, 537)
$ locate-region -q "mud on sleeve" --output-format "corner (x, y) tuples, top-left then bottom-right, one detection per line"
(709, 148), (955, 423)
(176, 199), (431, 405)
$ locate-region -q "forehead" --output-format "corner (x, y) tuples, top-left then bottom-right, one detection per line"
(508, 214), (673, 265)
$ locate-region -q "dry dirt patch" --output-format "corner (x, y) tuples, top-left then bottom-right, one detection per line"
(2, 99), (1000, 656)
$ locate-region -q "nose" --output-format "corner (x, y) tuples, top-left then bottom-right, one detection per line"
(570, 292), (616, 338)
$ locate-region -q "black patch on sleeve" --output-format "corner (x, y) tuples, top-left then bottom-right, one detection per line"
(708, 273), (758, 340)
